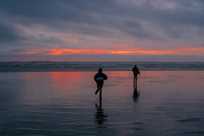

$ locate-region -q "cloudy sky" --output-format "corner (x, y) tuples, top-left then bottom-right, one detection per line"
(0, 0), (204, 61)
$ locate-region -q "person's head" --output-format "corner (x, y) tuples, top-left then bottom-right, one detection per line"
(98, 68), (103, 73)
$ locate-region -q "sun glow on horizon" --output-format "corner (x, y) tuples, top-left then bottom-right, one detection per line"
(47, 47), (204, 56)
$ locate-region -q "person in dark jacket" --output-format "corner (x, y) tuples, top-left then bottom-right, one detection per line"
(94, 68), (108, 95)
(132, 65), (140, 89)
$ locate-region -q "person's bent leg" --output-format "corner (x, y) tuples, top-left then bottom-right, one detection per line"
(133, 77), (136, 89)
(95, 82), (100, 95)
(99, 89), (102, 106)
(95, 81), (103, 95)
(135, 76), (138, 89)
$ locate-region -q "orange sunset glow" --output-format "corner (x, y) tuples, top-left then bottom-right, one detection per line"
(47, 47), (204, 56)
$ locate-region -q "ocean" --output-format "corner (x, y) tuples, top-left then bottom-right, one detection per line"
(0, 61), (204, 72)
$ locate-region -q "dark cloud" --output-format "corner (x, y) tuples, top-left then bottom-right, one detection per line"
(0, 18), (20, 42)
(0, 0), (203, 40)
(0, 0), (204, 37)
(0, 0), (204, 60)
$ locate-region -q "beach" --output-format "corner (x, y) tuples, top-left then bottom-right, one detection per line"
(0, 71), (204, 136)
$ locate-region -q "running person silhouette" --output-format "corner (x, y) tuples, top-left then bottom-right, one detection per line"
(132, 65), (140, 89)
(94, 68), (108, 95)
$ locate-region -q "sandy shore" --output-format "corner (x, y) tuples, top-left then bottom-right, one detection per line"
(0, 71), (204, 136)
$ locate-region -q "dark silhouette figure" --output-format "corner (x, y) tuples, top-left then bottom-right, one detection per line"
(94, 68), (108, 96)
(133, 88), (140, 102)
(94, 68), (108, 125)
(132, 65), (140, 90)
(95, 97), (107, 125)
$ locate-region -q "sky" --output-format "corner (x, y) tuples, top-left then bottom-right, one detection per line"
(0, 0), (204, 61)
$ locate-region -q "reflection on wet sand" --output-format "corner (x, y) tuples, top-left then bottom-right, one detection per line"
(95, 92), (108, 126)
(133, 88), (140, 102)
(1, 71), (204, 136)
(132, 70), (140, 102)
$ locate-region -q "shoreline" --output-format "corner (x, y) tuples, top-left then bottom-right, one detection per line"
(1, 69), (204, 73)
(1, 61), (204, 72)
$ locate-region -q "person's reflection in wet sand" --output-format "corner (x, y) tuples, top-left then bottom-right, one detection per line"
(133, 88), (140, 102)
(95, 94), (107, 125)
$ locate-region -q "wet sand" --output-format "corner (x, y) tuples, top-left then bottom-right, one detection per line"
(0, 71), (204, 136)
